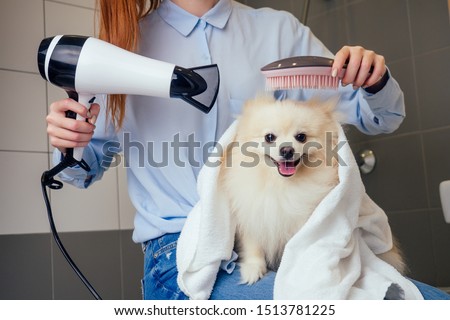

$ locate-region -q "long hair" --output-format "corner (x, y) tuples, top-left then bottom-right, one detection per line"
(96, 0), (162, 129)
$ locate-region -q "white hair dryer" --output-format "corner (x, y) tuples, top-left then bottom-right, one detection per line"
(38, 35), (220, 164)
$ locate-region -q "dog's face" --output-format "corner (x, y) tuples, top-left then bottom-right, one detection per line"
(234, 96), (339, 178)
(262, 130), (306, 177)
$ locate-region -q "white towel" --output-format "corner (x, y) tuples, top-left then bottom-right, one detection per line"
(177, 121), (423, 300)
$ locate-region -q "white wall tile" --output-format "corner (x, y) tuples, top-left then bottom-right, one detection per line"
(2, 0), (164, 239)
(0, 151), (50, 235)
(45, 1), (96, 37)
(117, 156), (136, 230)
(49, 159), (120, 232)
(48, 0), (96, 10)
(0, 70), (48, 152)
(0, 0), (45, 73)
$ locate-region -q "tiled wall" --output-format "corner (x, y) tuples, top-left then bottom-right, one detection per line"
(322, 0), (450, 287)
(0, 0), (142, 299)
(245, 0), (450, 287)
(1, 0), (449, 299)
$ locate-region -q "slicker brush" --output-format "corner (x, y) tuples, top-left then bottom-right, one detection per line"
(261, 56), (347, 91)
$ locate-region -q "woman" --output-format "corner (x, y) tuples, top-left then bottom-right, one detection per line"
(46, 0), (449, 299)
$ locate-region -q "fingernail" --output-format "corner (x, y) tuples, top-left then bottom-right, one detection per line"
(87, 110), (92, 118)
(342, 82), (348, 87)
(353, 85), (359, 91)
(89, 115), (97, 125)
(332, 68), (338, 78)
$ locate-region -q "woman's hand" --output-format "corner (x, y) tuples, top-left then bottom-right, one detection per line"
(46, 98), (100, 154)
(332, 46), (386, 90)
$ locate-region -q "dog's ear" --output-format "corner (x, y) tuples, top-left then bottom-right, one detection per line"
(242, 94), (273, 109)
(321, 95), (339, 115)
(320, 95), (348, 126)
(253, 93), (277, 105)
(241, 94), (276, 116)
(303, 94), (339, 114)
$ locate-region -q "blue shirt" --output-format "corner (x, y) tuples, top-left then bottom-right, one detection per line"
(54, 0), (405, 243)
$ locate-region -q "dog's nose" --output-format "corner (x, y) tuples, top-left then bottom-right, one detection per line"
(280, 146), (295, 160)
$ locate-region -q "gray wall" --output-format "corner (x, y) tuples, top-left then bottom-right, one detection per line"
(244, 0), (450, 287)
(305, 0), (450, 287)
(1, 0), (449, 299)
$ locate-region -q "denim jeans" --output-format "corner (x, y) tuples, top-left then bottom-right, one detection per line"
(142, 233), (450, 300)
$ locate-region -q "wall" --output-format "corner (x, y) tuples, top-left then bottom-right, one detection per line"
(0, 0), (142, 299)
(1, 0), (449, 300)
(244, 0), (450, 287)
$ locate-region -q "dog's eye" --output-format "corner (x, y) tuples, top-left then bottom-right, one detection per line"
(265, 133), (276, 143)
(295, 133), (307, 143)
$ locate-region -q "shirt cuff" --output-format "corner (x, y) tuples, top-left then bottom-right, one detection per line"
(363, 69), (390, 94)
(52, 149), (96, 188)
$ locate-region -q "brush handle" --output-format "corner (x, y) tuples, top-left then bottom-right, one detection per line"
(261, 56), (334, 71)
(261, 56), (374, 74)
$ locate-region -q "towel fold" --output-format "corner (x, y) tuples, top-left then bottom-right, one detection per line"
(177, 121), (423, 300)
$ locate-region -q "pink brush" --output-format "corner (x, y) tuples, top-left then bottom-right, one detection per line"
(261, 56), (349, 91)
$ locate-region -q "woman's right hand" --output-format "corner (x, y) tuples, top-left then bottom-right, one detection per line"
(46, 98), (100, 155)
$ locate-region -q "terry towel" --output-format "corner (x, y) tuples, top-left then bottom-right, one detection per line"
(177, 121), (423, 300)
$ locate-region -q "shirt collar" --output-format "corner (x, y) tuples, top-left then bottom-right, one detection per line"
(157, 0), (232, 37)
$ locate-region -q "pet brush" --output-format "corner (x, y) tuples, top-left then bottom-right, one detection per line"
(261, 56), (371, 91)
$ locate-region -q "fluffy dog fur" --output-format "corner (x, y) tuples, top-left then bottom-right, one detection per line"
(219, 96), (405, 284)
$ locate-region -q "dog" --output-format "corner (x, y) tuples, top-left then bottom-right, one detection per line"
(219, 96), (405, 284)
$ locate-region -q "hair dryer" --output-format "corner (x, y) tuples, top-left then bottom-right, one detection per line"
(37, 35), (220, 163)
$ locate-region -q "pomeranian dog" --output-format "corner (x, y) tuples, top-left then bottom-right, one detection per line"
(219, 96), (405, 284)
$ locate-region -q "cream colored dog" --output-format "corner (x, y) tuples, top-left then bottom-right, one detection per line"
(219, 96), (405, 284)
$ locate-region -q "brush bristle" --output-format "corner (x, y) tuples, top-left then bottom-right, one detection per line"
(265, 74), (340, 91)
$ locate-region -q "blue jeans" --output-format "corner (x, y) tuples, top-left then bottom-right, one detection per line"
(142, 233), (450, 300)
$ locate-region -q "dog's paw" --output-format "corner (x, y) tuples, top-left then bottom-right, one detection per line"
(239, 261), (267, 285)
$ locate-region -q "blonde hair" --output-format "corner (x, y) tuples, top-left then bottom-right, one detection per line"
(96, 0), (162, 129)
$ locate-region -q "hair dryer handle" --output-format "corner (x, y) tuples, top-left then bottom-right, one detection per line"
(65, 91), (95, 163)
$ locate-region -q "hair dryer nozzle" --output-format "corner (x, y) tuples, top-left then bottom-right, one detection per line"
(170, 65), (220, 114)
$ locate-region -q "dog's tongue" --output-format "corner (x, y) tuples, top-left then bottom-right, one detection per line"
(278, 161), (296, 176)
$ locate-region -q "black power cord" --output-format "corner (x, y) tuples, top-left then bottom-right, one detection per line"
(41, 155), (102, 300)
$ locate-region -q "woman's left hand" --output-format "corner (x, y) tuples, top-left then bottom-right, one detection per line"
(332, 45), (386, 90)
